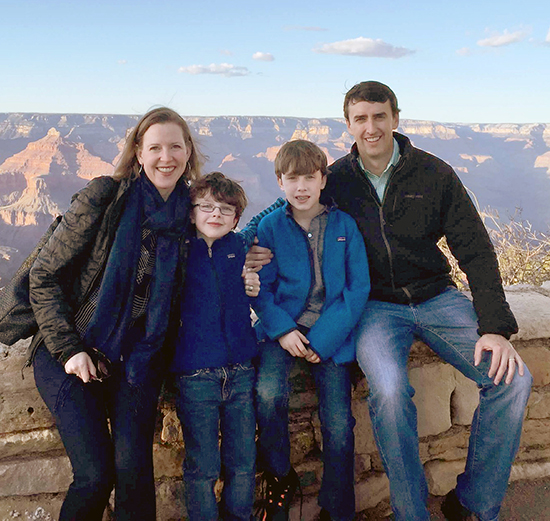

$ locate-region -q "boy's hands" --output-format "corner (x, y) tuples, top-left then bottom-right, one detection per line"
(304, 349), (321, 364)
(278, 330), (310, 358)
(245, 238), (273, 272)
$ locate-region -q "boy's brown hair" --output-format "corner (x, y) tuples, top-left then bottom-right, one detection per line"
(274, 139), (328, 179)
(190, 171), (248, 221)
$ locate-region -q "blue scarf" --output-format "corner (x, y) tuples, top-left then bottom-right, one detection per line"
(83, 174), (189, 381)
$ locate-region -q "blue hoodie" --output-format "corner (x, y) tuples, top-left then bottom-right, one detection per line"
(253, 202), (370, 364)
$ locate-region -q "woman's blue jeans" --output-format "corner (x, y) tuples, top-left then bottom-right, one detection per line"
(33, 344), (163, 521)
(355, 287), (532, 521)
(175, 362), (256, 521)
(255, 340), (356, 521)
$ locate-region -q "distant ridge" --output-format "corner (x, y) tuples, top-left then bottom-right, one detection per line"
(0, 113), (549, 284)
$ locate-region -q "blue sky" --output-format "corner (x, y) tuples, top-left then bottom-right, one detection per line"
(1, 0), (549, 123)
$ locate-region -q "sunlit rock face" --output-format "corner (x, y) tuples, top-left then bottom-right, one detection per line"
(0, 113), (549, 284)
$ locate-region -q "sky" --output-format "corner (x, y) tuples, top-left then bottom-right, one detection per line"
(1, 0), (549, 123)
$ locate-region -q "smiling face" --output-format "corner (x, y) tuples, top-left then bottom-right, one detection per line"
(346, 99), (399, 173)
(277, 169), (327, 218)
(137, 122), (191, 200)
(191, 192), (238, 246)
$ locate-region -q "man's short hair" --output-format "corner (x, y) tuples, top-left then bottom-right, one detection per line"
(274, 139), (328, 179)
(343, 81), (400, 120)
(190, 171), (248, 221)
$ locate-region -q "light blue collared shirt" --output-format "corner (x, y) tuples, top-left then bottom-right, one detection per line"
(358, 138), (401, 203)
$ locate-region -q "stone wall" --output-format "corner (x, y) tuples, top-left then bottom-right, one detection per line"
(1, 285), (550, 520)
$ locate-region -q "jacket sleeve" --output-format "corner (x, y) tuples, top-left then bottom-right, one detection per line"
(252, 219), (299, 341)
(238, 197), (285, 249)
(29, 177), (118, 365)
(442, 170), (518, 338)
(307, 216), (371, 360)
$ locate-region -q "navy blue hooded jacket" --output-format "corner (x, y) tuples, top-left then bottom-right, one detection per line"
(171, 231), (258, 373)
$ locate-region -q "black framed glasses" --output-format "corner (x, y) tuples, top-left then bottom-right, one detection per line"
(193, 203), (236, 216)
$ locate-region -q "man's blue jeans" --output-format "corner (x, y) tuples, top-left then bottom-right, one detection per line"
(355, 287), (532, 521)
(255, 340), (356, 521)
(175, 362), (256, 521)
(33, 344), (163, 521)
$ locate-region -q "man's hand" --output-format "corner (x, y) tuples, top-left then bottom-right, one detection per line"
(278, 330), (309, 358)
(474, 333), (525, 385)
(243, 269), (260, 297)
(245, 238), (273, 272)
(305, 348), (321, 364)
(65, 351), (97, 383)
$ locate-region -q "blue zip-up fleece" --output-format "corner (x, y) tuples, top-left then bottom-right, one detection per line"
(254, 202), (370, 364)
(171, 231), (258, 373)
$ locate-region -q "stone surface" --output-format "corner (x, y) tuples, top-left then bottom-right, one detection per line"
(153, 444), (184, 480)
(155, 479), (186, 521)
(520, 418), (550, 447)
(507, 289), (550, 341)
(425, 459), (465, 496)
(0, 391), (55, 435)
(160, 410), (183, 444)
(0, 495), (64, 521)
(355, 472), (390, 511)
(353, 399), (377, 455)
(450, 370), (478, 425)
(409, 363), (455, 437)
(510, 461), (550, 482)
(527, 388), (550, 419)
(0, 429), (62, 459)
(520, 345), (550, 387)
(0, 455), (71, 497)
(420, 428), (470, 463)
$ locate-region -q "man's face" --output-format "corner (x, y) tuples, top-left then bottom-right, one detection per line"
(345, 100), (399, 165)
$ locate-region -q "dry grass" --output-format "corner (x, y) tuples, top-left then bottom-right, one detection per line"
(439, 203), (550, 288)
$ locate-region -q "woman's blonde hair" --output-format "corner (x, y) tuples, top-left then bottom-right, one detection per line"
(113, 107), (203, 183)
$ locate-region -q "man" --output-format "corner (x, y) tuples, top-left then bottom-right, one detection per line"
(247, 81), (532, 521)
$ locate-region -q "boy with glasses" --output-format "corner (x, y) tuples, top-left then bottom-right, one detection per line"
(171, 172), (260, 521)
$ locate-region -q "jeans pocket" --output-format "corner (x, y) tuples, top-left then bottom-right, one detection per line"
(179, 368), (206, 379)
(235, 361), (255, 372)
(54, 375), (81, 413)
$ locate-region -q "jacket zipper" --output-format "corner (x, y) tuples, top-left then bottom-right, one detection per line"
(354, 155), (405, 294)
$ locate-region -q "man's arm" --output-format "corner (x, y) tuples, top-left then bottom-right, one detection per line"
(442, 170), (524, 384)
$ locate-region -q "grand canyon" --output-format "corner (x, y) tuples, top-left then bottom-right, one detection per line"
(1, 113), (549, 285)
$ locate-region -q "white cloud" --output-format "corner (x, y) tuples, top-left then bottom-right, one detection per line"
(118, 59), (127, 65)
(178, 63), (250, 77)
(477, 29), (529, 47)
(284, 25), (328, 32)
(546, 27), (550, 43)
(219, 49), (233, 56)
(314, 37), (414, 59)
(252, 52), (274, 62)
(456, 47), (472, 56)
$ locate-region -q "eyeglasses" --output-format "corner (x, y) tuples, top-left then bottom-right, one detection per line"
(193, 203), (236, 216)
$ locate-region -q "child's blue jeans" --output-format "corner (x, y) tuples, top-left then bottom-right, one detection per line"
(175, 362), (256, 521)
(255, 340), (356, 521)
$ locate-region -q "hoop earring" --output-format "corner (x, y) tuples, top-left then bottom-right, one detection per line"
(138, 164), (144, 176)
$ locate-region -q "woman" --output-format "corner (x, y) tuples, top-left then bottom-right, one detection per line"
(28, 107), (201, 521)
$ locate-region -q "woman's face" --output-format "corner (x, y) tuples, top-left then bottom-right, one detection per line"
(137, 122), (192, 200)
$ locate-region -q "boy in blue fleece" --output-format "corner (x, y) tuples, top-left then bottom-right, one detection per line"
(171, 172), (259, 521)
(253, 140), (370, 521)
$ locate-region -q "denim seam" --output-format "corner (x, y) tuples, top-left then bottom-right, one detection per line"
(420, 325), (487, 382)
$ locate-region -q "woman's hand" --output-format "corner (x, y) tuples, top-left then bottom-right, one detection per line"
(243, 269), (261, 297)
(64, 352), (97, 383)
